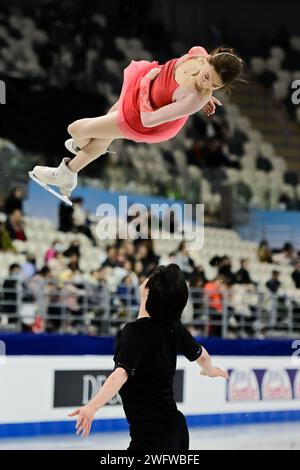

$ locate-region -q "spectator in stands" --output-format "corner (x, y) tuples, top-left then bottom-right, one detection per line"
(64, 239), (81, 259)
(292, 260), (300, 289)
(72, 197), (96, 244)
(45, 239), (60, 263)
(134, 243), (150, 272)
(1, 263), (22, 324)
(189, 272), (206, 317)
(22, 254), (37, 279)
(204, 275), (226, 337)
(218, 256), (235, 285)
(266, 270), (281, 294)
(279, 193), (293, 211)
(29, 266), (52, 290)
(235, 259), (255, 285)
(0, 213), (15, 252)
(58, 201), (73, 232)
(116, 274), (139, 313)
(47, 249), (67, 276)
(273, 242), (298, 266)
(257, 240), (273, 263)
(175, 241), (195, 281)
(4, 187), (24, 215)
(133, 260), (145, 277)
(102, 245), (118, 268)
(29, 266), (53, 321)
(110, 258), (137, 287)
(5, 209), (26, 241)
(123, 240), (136, 264)
(59, 254), (83, 283)
(90, 267), (108, 286)
(140, 240), (159, 272)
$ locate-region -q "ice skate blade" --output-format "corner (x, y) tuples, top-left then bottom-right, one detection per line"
(28, 171), (73, 206)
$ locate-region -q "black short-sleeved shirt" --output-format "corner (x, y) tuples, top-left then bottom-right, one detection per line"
(113, 317), (202, 435)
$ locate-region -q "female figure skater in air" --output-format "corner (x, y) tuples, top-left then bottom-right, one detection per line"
(30, 46), (243, 204)
(69, 264), (228, 451)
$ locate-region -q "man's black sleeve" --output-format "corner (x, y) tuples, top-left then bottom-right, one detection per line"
(113, 322), (146, 378)
(175, 322), (202, 362)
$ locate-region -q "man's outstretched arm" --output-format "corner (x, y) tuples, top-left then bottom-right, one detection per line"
(196, 346), (229, 379)
(68, 367), (128, 438)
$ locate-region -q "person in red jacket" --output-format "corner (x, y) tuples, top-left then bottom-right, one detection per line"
(30, 45), (243, 204)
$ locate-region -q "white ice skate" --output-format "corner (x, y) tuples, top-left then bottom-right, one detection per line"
(28, 157), (77, 206)
(64, 138), (81, 155)
(64, 138), (117, 155)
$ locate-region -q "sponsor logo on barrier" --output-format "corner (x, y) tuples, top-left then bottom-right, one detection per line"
(261, 370), (293, 401)
(227, 370), (260, 402)
(53, 369), (184, 407)
(227, 369), (300, 402)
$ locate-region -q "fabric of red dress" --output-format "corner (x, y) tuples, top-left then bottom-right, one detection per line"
(117, 57), (188, 143)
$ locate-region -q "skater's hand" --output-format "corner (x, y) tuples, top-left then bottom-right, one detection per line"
(145, 67), (161, 80)
(202, 96), (222, 117)
(68, 404), (97, 438)
(200, 366), (229, 379)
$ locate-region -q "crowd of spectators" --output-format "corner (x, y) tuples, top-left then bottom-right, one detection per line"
(0, 185), (300, 337)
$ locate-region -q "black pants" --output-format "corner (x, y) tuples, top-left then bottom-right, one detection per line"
(127, 412), (189, 452)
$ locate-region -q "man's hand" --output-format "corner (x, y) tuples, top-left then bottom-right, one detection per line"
(68, 404), (97, 438)
(200, 367), (229, 379)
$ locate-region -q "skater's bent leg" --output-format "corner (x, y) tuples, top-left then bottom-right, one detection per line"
(68, 138), (113, 173)
(67, 102), (119, 150)
(68, 111), (123, 143)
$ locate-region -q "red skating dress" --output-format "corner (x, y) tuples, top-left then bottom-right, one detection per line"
(116, 47), (208, 143)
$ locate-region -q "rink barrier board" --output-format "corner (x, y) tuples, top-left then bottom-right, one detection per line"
(0, 335), (299, 438)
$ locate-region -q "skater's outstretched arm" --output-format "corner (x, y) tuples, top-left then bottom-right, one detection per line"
(196, 346), (229, 379)
(69, 319), (145, 438)
(177, 323), (228, 379)
(68, 367), (129, 438)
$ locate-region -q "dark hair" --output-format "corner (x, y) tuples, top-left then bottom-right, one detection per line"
(9, 263), (21, 274)
(39, 266), (51, 276)
(208, 46), (244, 94)
(145, 264), (188, 327)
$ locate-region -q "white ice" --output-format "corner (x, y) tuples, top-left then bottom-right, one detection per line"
(0, 422), (300, 450)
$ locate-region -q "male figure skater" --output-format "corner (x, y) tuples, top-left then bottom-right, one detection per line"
(69, 264), (228, 450)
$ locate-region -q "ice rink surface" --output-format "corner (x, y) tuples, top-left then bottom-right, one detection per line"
(0, 422), (300, 450)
